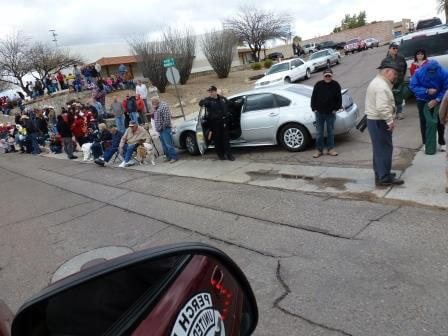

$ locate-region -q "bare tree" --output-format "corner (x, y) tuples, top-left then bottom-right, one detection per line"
(224, 6), (292, 61)
(129, 35), (170, 93)
(438, 0), (448, 23)
(201, 30), (238, 78)
(163, 27), (196, 85)
(0, 31), (33, 96)
(29, 42), (84, 83)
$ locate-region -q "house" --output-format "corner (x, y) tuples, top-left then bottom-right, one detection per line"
(238, 47), (267, 64)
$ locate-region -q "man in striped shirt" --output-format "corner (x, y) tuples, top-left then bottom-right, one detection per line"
(152, 97), (177, 163)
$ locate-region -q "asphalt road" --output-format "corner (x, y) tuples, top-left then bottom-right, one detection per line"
(177, 46), (421, 170)
(1, 154), (447, 335)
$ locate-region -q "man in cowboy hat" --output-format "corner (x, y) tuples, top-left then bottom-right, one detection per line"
(365, 58), (404, 186)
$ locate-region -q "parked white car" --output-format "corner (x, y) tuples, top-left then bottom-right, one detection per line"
(364, 38), (379, 48)
(254, 59), (315, 89)
(308, 49), (341, 71)
(303, 42), (318, 54)
(173, 84), (359, 154)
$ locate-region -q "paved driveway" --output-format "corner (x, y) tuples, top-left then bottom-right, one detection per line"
(175, 46), (421, 170)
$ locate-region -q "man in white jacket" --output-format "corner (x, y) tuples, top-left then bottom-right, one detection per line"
(365, 59), (404, 187)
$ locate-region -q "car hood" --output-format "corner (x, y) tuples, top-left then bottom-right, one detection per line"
(177, 118), (197, 129)
(310, 56), (326, 63)
(255, 72), (286, 84)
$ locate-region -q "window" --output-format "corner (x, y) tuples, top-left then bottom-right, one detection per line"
(310, 52), (325, 60)
(274, 94), (291, 107)
(285, 85), (313, 97)
(347, 39), (359, 44)
(244, 94), (276, 112)
(398, 32), (448, 59)
(291, 59), (304, 68)
(266, 62), (290, 75)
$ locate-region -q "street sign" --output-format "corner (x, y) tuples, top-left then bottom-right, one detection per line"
(166, 67), (180, 85)
(163, 57), (175, 68)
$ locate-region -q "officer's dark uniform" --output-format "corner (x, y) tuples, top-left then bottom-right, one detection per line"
(199, 94), (234, 160)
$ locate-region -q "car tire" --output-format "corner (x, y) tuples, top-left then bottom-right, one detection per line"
(183, 132), (200, 155)
(279, 123), (310, 152)
(284, 77), (291, 83)
(305, 68), (311, 79)
(336, 56), (341, 64)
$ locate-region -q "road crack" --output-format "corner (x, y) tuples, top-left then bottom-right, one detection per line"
(274, 260), (354, 336)
(351, 206), (401, 238)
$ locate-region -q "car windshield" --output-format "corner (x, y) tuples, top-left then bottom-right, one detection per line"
(310, 52), (325, 59)
(347, 39), (358, 44)
(285, 85), (313, 97)
(266, 62), (290, 75)
(417, 19), (442, 30)
(398, 32), (448, 59)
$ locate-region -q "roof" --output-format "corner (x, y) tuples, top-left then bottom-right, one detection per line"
(95, 55), (138, 66)
(393, 24), (448, 42)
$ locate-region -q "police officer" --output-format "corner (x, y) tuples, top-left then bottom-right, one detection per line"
(199, 86), (235, 161)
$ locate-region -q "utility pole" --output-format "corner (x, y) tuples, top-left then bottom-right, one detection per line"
(49, 30), (58, 47)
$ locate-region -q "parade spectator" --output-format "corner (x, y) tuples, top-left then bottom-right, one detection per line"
(118, 64), (127, 77)
(136, 80), (149, 115)
(136, 94), (147, 124)
(90, 123), (112, 160)
(74, 65), (81, 81)
(49, 133), (62, 154)
(110, 97), (125, 132)
(125, 95), (139, 124)
(410, 49), (428, 77)
(71, 112), (87, 146)
(35, 110), (49, 138)
(311, 68), (342, 158)
(124, 71), (135, 89)
(21, 115), (41, 155)
(365, 59), (404, 186)
(94, 127), (123, 166)
(118, 120), (149, 167)
(199, 86), (233, 161)
(57, 72), (66, 90)
(410, 60), (448, 153)
(153, 96), (177, 163)
(57, 114), (77, 159)
(385, 43), (407, 120)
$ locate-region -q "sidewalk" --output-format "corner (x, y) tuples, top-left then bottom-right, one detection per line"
(44, 146), (447, 210)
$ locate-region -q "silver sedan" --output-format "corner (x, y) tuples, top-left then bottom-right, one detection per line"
(308, 49), (341, 71)
(172, 84), (359, 155)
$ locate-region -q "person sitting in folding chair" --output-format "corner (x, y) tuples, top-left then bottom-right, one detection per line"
(117, 120), (150, 167)
(94, 127), (123, 167)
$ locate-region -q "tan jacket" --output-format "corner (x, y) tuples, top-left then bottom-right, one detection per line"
(365, 74), (396, 125)
(439, 90), (448, 125)
(119, 126), (149, 150)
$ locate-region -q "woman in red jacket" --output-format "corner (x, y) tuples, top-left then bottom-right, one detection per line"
(410, 49), (428, 77)
(71, 113), (87, 145)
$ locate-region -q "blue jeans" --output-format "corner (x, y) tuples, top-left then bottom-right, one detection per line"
(29, 133), (41, 155)
(103, 146), (118, 162)
(130, 112), (139, 124)
(115, 115), (125, 132)
(160, 128), (177, 160)
(367, 119), (393, 181)
(123, 143), (136, 163)
(315, 112), (336, 152)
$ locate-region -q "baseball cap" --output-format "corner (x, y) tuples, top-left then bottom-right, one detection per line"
(377, 58), (401, 71)
(129, 120), (137, 126)
(323, 68), (333, 76)
(389, 42), (399, 49)
(207, 85), (217, 92)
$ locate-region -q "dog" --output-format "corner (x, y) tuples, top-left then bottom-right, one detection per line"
(136, 142), (156, 166)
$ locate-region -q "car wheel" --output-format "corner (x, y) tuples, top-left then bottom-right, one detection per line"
(183, 132), (200, 155)
(336, 56), (341, 64)
(326, 60), (331, 68)
(305, 68), (311, 79)
(284, 77), (291, 83)
(279, 123), (310, 152)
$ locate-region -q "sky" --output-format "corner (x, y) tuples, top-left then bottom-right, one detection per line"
(0, 0), (444, 61)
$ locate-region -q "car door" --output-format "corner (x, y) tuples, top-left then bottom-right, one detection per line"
(240, 93), (280, 143)
(196, 107), (208, 155)
(291, 59), (305, 80)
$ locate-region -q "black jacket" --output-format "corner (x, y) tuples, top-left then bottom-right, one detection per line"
(199, 95), (230, 121)
(385, 53), (407, 83)
(35, 117), (48, 134)
(311, 80), (342, 114)
(24, 119), (38, 134)
(56, 120), (72, 138)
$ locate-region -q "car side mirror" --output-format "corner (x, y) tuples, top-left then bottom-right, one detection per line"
(9, 243), (258, 336)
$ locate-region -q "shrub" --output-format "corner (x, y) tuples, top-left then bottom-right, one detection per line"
(263, 59), (273, 68)
(251, 62), (262, 70)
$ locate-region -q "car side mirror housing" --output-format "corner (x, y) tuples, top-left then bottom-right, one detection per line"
(9, 243), (258, 336)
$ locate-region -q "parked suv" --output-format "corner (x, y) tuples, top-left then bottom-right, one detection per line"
(392, 24), (448, 83)
(416, 17), (443, 31)
(303, 42), (318, 54)
(317, 41), (337, 50)
(343, 38), (366, 55)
